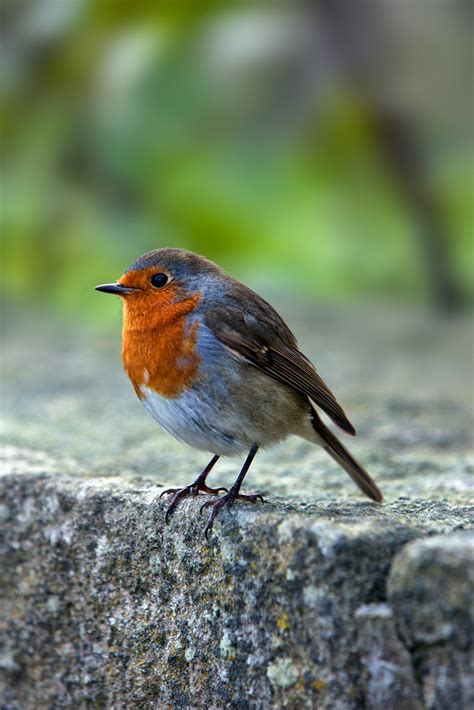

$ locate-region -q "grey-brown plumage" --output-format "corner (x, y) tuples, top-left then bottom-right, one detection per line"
(204, 277), (382, 503)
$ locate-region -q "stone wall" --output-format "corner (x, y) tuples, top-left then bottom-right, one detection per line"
(1, 448), (473, 709)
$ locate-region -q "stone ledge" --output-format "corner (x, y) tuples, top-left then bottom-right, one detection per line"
(1, 448), (473, 709)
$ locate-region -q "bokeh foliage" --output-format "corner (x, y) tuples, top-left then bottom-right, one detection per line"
(1, 1), (473, 321)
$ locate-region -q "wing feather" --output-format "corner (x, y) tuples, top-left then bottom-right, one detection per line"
(205, 299), (356, 436)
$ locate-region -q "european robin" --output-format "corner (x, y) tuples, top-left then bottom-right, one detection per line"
(96, 248), (382, 537)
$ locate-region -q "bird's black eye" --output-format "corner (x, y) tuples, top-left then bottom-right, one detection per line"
(151, 273), (169, 288)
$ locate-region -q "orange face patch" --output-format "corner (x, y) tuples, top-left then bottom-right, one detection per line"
(118, 267), (201, 399)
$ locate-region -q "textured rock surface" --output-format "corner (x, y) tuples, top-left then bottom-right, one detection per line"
(355, 603), (422, 709)
(388, 534), (474, 709)
(1, 452), (473, 710)
(1, 307), (473, 708)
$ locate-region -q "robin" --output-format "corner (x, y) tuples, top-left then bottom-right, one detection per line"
(96, 248), (382, 537)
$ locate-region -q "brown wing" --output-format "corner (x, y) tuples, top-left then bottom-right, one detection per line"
(205, 292), (356, 436)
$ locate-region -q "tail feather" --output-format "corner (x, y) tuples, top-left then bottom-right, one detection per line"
(311, 408), (383, 503)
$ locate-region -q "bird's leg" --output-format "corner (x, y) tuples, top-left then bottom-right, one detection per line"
(160, 455), (226, 523)
(200, 445), (263, 539)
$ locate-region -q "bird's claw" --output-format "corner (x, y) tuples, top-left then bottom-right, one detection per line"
(198, 484), (228, 495)
(161, 481), (228, 524)
(160, 487), (181, 498)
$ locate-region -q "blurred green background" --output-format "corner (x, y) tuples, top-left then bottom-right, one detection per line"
(1, 0), (473, 324)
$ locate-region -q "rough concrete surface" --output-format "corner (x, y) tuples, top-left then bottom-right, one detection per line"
(1, 306), (473, 708)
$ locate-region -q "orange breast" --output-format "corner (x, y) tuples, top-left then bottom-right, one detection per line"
(121, 293), (201, 400)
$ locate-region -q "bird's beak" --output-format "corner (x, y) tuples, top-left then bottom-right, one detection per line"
(95, 283), (138, 295)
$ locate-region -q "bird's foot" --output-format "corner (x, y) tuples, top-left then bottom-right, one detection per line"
(160, 480), (228, 524)
(199, 490), (264, 540)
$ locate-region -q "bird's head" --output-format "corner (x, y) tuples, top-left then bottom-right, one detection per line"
(95, 248), (224, 327)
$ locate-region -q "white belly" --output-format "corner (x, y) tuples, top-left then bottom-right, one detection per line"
(140, 385), (246, 456)
(139, 361), (310, 458)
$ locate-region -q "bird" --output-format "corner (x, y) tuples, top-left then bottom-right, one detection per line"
(96, 248), (383, 537)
